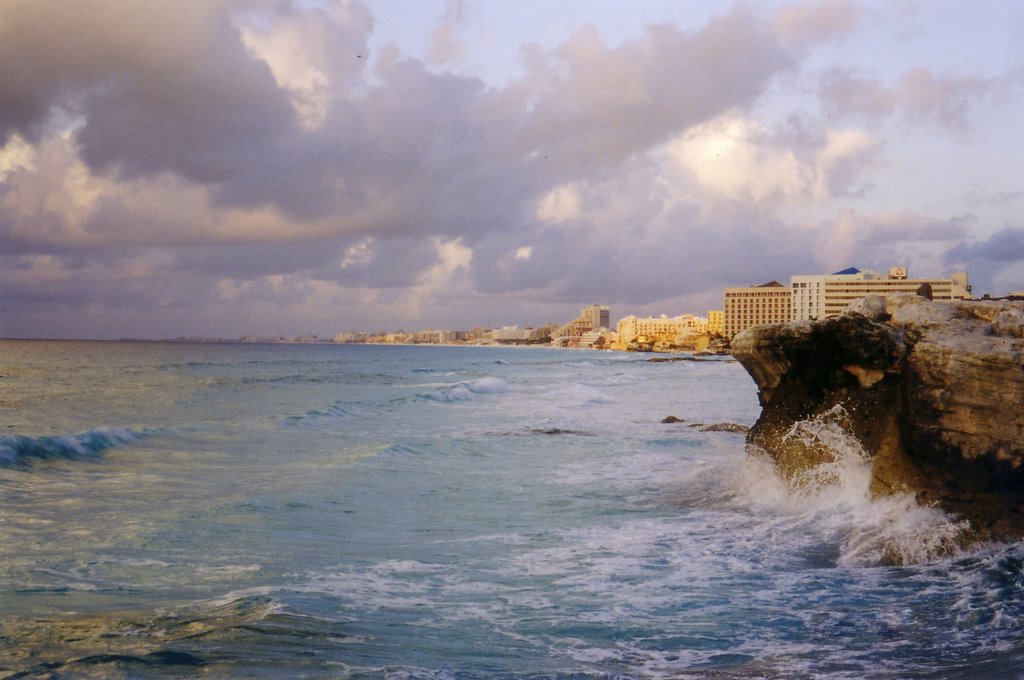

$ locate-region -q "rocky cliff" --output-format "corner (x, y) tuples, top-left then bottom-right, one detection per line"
(730, 294), (1024, 542)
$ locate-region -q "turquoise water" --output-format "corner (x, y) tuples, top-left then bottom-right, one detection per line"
(2, 340), (1024, 678)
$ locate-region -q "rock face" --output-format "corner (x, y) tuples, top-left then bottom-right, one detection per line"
(731, 294), (1024, 541)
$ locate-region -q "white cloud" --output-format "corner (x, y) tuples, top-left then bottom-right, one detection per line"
(431, 237), (473, 276)
(668, 112), (880, 205)
(670, 114), (809, 204)
(1, 133), (105, 242)
(239, 3), (369, 130)
(0, 134), (36, 180)
(536, 184), (583, 223)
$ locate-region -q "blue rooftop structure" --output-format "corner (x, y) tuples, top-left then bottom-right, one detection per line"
(832, 267), (861, 275)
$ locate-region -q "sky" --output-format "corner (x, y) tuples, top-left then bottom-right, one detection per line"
(1, 0), (1023, 339)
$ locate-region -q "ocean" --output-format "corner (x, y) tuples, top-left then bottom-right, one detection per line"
(2, 339), (1024, 678)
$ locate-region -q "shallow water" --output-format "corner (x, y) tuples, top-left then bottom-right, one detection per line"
(2, 340), (1023, 678)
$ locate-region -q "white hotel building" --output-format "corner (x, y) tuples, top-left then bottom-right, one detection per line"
(791, 266), (971, 321)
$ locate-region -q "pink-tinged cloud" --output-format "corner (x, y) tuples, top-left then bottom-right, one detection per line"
(820, 66), (1023, 131)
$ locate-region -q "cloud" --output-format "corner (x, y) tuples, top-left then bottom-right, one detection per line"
(427, 0), (468, 65)
(0, 0), (371, 223)
(0, 1), (300, 181)
(816, 209), (973, 274)
(0, 129), (329, 254)
(0, 134), (36, 180)
(240, 2), (373, 130)
(535, 184), (584, 224)
(0, 0), (794, 242)
(467, 153), (820, 310)
(323, 237), (445, 289)
(820, 66), (1020, 131)
(947, 227), (1024, 263)
(944, 227), (1024, 297)
(667, 112), (881, 205)
(773, 0), (866, 48)
(0, 249), (195, 318)
(510, 7), (793, 169)
(0, 132), (110, 251)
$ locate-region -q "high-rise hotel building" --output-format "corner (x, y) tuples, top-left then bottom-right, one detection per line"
(723, 281), (791, 339)
(791, 267), (971, 321)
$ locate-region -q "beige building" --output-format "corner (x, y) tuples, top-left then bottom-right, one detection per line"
(791, 267), (971, 321)
(706, 310), (724, 336)
(723, 281), (791, 340)
(414, 329), (458, 344)
(492, 326), (550, 342)
(615, 314), (706, 347)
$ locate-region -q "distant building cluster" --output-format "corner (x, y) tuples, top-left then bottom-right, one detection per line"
(173, 265), (982, 354)
(540, 266), (976, 352)
(552, 305), (611, 348)
(332, 324), (560, 346)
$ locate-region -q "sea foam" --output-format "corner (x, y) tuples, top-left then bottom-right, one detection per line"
(732, 406), (969, 566)
(420, 376), (511, 403)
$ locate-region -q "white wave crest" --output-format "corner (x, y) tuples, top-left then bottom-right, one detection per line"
(732, 406), (969, 566)
(421, 376), (511, 403)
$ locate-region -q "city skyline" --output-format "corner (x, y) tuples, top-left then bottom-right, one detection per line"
(153, 261), (983, 346)
(2, 1), (1023, 340)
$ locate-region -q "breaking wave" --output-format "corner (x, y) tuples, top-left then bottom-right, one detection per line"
(732, 406), (971, 566)
(419, 376), (511, 403)
(0, 427), (140, 468)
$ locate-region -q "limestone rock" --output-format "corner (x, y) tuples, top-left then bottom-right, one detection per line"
(846, 295), (889, 321)
(731, 296), (1024, 541)
(699, 422), (749, 433)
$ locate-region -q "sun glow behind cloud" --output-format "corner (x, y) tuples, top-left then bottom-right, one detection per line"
(669, 113), (881, 205)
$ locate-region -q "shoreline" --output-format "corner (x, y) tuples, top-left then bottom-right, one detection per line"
(0, 336), (724, 356)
